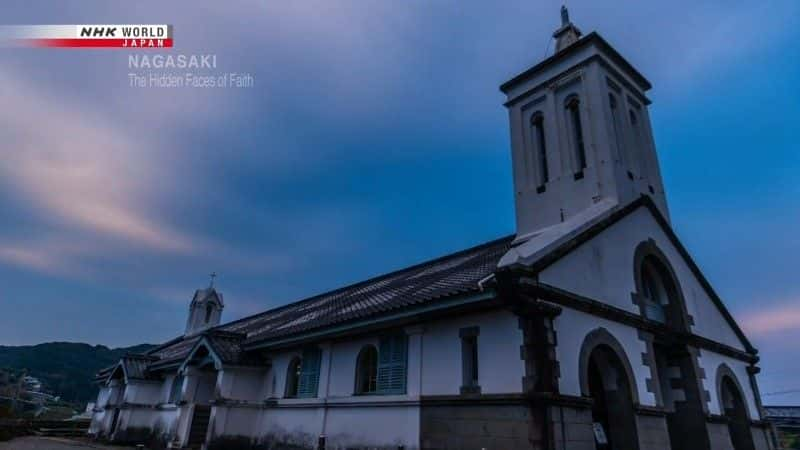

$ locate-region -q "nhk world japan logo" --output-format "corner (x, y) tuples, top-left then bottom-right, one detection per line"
(0, 25), (172, 48)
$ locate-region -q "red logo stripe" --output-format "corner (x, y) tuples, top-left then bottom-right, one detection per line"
(27, 38), (173, 48)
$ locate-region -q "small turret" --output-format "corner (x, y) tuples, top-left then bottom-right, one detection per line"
(185, 276), (224, 335)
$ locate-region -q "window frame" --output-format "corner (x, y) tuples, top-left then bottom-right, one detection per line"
(641, 261), (668, 324)
(608, 93), (628, 167)
(376, 334), (408, 395)
(354, 345), (379, 395)
(296, 347), (322, 398)
(459, 326), (481, 394)
(284, 356), (302, 398)
(530, 112), (549, 188)
(565, 95), (587, 174)
(204, 303), (213, 324)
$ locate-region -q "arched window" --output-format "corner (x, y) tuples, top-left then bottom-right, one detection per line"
(565, 97), (587, 173)
(634, 242), (691, 332)
(629, 108), (639, 127)
(354, 345), (378, 395)
(628, 108), (643, 172)
(168, 374), (184, 404)
(530, 113), (549, 187)
(608, 93), (627, 166)
(204, 303), (213, 323)
(641, 258), (669, 324)
(285, 357), (301, 398)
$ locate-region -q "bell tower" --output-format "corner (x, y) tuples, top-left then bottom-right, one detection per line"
(185, 276), (224, 336)
(500, 7), (669, 240)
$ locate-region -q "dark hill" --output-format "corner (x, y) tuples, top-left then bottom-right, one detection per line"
(0, 342), (154, 405)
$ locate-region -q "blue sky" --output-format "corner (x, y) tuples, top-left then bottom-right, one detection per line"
(1, 1), (799, 402)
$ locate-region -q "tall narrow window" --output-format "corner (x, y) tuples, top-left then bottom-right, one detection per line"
(355, 345), (378, 395)
(460, 327), (480, 394)
(284, 357), (301, 398)
(641, 260), (668, 324)
(376, 334), (407, 395)
(629, 107), (646, 176)
(531, 114), (549, 187)
(609, 94), (626, 166)
(204, 303), (213, 323)
(566, 97), (587, 173)
(297, 347), (322, 398)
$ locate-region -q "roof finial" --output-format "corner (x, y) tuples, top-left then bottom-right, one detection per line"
(209, 271), (217, 288)
(553, 5), (582, 53)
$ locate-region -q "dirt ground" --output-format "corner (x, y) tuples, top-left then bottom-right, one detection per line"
(0, 436), (135, 449)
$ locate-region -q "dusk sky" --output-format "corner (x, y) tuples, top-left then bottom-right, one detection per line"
(1, 1), (799, 403)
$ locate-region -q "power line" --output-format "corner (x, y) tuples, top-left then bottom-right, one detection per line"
(762, 388), (800, 397)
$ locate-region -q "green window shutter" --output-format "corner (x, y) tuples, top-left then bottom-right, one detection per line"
(297, 347), (321, 398)
(377, 334), (407, 395)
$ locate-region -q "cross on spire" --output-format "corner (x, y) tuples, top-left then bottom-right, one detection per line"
(209, 271), (217, 288)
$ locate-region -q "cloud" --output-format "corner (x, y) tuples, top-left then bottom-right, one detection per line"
(0, 244), (59, 273)
(741, 300), (800, 336)
(0, 67), (198, 255)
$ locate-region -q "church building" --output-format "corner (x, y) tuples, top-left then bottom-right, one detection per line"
(90, 8), (775, 450)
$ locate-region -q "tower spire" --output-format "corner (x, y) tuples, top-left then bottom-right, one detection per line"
(553, 5), (582, 53)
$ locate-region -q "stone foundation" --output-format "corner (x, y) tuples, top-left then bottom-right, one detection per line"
(420, 401), (532, 450)
(636, 411), (671, 450)
(549, 404), (595, 450)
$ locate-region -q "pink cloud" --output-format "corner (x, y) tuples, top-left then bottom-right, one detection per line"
(741, 301), (800, 336)
(0, 68), (197, 254)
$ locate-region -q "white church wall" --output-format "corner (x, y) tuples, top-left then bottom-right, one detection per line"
(697, 350), (760, 420)
(152, 408), (179, 437)
(159, 374), (177, 403)
(252, 404), (419, 449)
(124, 408), (156, 429)
(555, 306), (656, 406)
(327, 335), (378, 397)
(89, 387), (110, 437)
(220, 368), (269, 401)
(268, 309), (525, 401)
(258, 406), (320, 446)
(95, 385), (112, 408)
(211, 406), (261, 439)
(324, 406), (419, 449)
(124, 381), (162, 405)
(539, 207), (746, 351)
(421, 309), (525, 395)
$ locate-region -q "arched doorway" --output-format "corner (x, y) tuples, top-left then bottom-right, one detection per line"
(719, 371), (755, 450)
(581, 330), (640, 450)
(634, 241), (709, 450)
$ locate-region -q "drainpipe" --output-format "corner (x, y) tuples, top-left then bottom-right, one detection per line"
(319, 343), (334, 447)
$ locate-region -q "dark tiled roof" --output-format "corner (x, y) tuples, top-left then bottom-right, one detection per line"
(93, 365), (115, 382)
(121, 354), (157, 380)
(148, 336), (201, 370)
(226, 235), (513, 344)
(96, 235), (514, 381)
(203, 331), (262, 367)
